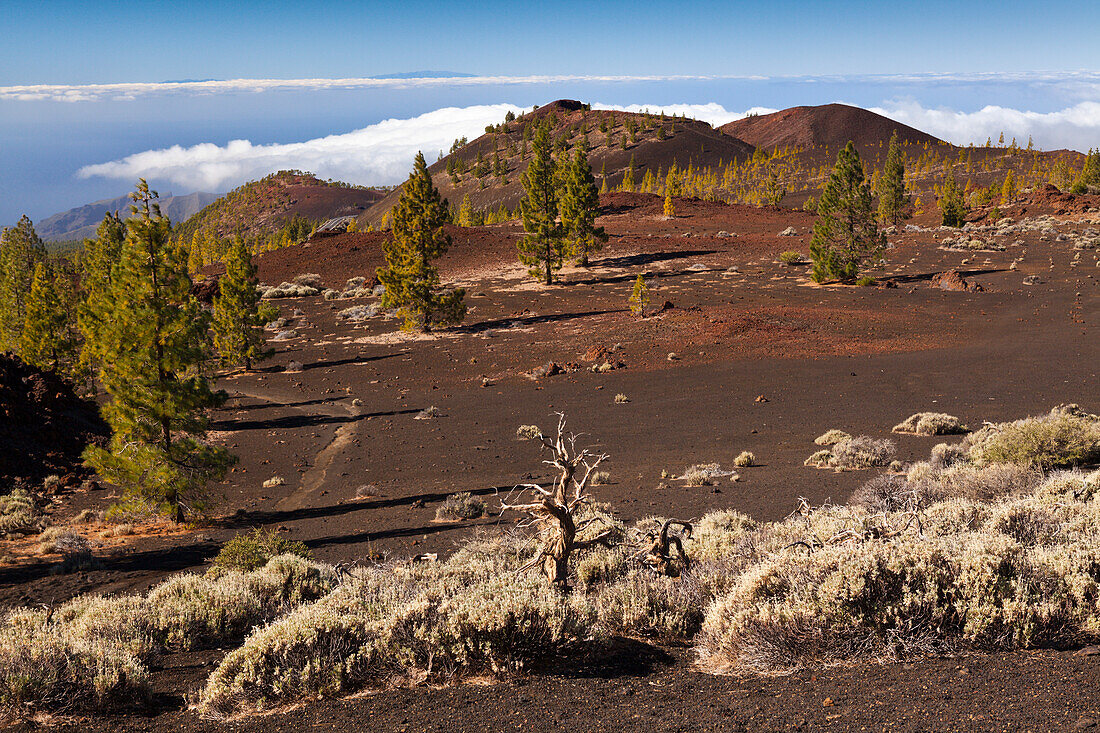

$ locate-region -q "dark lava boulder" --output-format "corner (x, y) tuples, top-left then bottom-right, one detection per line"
(0, 354), (107, 488)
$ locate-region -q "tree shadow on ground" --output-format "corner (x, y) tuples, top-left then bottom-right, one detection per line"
(884, 267), (1007, 285)
(541, 637), (676, 679)
(219, 485), (509, 528)
(301, 352), (405, 371)
(458, 310), (620, 334)
(593, 249), (717, 270)
(0, 486), (513, 587)
(221, 396), (344, 413)
(211, 407), (419, 432)
(0, 538), (223, 589)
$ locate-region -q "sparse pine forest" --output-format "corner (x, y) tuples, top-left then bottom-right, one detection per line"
(0, 100), (1099, 728)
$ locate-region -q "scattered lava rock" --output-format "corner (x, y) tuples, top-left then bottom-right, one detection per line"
(190, 275), (221, 304)
(931, 269), (984, 292)
(527, 361), (563, 380)
(0, 354), (107, 487)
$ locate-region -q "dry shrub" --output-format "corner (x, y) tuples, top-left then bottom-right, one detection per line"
(0, 615), (149, 713)
(199, 561), (596, 717)
(827, 437), (896, 470)
(733, 451), (756, 468)
(966, 408), (1100, 469)
(292, 273), (323, 288)
(0, 555), (336, 716)
(575, 545), (630, 591)
(0, 490), (43, 536)
(849, 474), (919, 513)
(929, 442), (968, 469)
(931, 462), (1041, 503)
(680, 463), (733, 486)
(261, 282), (320, 299)
(920, 498), (989, 535)
(697, 531), (1100, 673)
(435, 492), (486, 521)
(593, 570), (705, 639)
(814, 429), (851, 446)
(987, 501), (1062, 545)
(516, 424), (541, 440)
(893, 412), (969, 436)
(689, 510), (756, 563)
(213, 527), (312, 572)
(1035, 470), (1100, 502)
(73, 508), (100, 524)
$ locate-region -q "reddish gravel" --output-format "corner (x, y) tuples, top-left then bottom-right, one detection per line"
(4, 187), (1099, 731)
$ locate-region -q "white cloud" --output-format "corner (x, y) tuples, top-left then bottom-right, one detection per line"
(7, 70), (1100, 104)
(592, 102), (777, 128)
(871, 101), (1100, 152)
(0, 74), (714, 103)
(77, 99), (1100, 194)
(77, 104), (526, 190)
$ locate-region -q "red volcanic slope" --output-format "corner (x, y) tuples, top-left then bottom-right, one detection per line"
(362, 100), (756, 226)
(720, 103), (945, 154)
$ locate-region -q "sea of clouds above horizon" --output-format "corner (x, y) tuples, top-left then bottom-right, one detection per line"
(5, 72), (1100, 220)
(73, 98), (1100, 193)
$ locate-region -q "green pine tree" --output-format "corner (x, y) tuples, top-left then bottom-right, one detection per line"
(78, 213), (126, 381)
(1001, 170), (1017, 204)
(83, 180), (234, 523)
(622, 155), (636, 192)
(212, 236), (275, 370)
(1071, 149), (1100, 194)
(20, 261), (76, 372)
(628, 273), (650, 316)
(377, 153), (466, 331)
(809, 141), (885, 284)
(876, 131), (912, 226)
(457, 193), (473, 227)
(939, 172), (968, 227)
(518, 123), (566, 284)
(560, 142), (607, 267)
(0, 215), (47, 350)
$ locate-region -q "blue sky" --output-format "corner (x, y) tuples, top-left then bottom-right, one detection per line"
(3, 1), (1100, 225)
(5, 0), (1099, 83)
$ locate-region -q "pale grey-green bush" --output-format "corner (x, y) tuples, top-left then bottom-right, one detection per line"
(0, 489), (43, 536)
(435, 492), (486, 520)
(893, 412), (969, 436)
(0, 555), (335, 715)
(697, 530), (1100, 673)
(199, 561), (596, 717)
(0, 614), (149, 712)
(593, 570), (704, 639)
(814, 429), (851, 446)
(680, 463), (733, 486)
(808, 437), (895, 471)
(733, 451), (756, 468)
(516, 424), (541, 440)
(966, 408), (1100, 469)
(829, 436), (896, 470)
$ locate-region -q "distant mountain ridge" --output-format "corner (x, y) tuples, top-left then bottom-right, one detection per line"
(37, 191), (221, 242)
(371, 71), (475, 79)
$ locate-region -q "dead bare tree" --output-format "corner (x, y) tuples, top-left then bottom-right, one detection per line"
(633, 518), (693, 577)
(500, 414), (610, 586)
